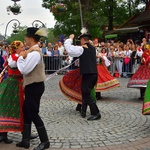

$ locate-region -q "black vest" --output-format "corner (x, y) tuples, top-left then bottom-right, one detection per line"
(79, 43), (97, 75)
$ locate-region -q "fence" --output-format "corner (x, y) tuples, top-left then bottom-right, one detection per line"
(43, 56), (141, 77)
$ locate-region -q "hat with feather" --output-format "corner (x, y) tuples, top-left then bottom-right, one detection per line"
(26, 27), (48, 38)
(78, 27), (92, 39)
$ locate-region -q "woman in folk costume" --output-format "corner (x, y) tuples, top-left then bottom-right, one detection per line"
(0, 41), (24, 143)
(127, 42), (150, 100)
(142, 52), (150, 115)
(95, 49), (120, 93)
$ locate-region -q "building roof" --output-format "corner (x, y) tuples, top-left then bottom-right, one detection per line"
(129, 9), (150, 23)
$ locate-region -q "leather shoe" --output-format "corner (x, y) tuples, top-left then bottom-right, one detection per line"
(76, 104), (82, 112)
(80, 111), (86, 118)
(16, 140), (30, 149)
(96, 96), (102, 100)
(87, 113), (101, 121)
(2, 137), (13, 144)
(34, 141), (50, 150)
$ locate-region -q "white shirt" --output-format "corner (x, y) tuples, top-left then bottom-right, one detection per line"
(8, 54), (19, 68)
(17, 51), (41, 75)
(58, 45), (65, 56)
(64, 39), (84, 57)
(124, 50), (132, 57)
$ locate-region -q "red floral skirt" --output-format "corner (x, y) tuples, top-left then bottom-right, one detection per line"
(59, 64), (120, 104)
(95, 64), (120, 91)
(127, 65), (150, 88)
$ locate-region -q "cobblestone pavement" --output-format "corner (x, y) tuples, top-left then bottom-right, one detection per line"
(2, 75), (150, 150)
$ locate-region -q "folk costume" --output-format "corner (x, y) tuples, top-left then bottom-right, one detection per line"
(59, 61), (120, 104)
(142, 43), (150, 115)
(16, 27), (50, 150)
(0, 41), (24, 143)
(63, 28), (100, 121)
(95, 56), (120, 92)
(127, 42), (150, 99)
(59, 44), (119, 105)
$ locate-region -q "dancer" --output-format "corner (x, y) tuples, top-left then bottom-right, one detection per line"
(95, 52), (120, 92)
(63, 28), (100, 121)
(0, 41), (24, 144)
(127, 42), (150, 100)
(16, 27), (50, 150)
(142, 43), (150, 114)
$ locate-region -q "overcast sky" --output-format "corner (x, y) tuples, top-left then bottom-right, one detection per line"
(0, 0), (56, 36)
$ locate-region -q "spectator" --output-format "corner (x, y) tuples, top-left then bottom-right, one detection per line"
(123, 44), (132, 78)
(51, 45), (60, 71)
(115, 44), (124, 77)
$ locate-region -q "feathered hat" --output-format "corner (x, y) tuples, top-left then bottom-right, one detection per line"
(26, 27), (48, 37)
(78, 27), (92, 39)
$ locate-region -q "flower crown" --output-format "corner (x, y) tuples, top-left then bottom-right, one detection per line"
(10, 41), (22, 54)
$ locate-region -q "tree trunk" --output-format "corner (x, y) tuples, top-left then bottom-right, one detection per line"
(145, 0), (150, 10)
(108, 0), (113, 31)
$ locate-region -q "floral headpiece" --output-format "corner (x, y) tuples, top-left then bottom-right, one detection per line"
(10, 41), (22, 54)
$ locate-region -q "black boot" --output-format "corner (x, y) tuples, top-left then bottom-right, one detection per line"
(0, 133), (3, 142)
(16, 124), (31, 149)
(139, 88), (146, 100)
(96, 92), (102, 100)
(81, 102), (87, 118)
(1, 132), (13, 144)
(21, 124), (38, 140)
(87, 103), (101, 121)
(76, 104), (82, 112)
(34, 126), (50, 150)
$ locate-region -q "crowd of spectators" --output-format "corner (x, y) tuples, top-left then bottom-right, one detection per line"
(0, 37), (148, 77)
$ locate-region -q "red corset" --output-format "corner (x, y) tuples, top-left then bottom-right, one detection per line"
(8, 67), (21, 76)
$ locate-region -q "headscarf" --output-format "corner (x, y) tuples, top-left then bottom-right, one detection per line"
(10, 41), (22, 54)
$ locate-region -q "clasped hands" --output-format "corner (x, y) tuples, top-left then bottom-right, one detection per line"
(19, 46), (40, 59)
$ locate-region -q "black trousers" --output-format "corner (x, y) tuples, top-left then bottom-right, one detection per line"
(81, 73), (97, 104)
(81, 73), (99, 115)
(23, 82), (45, 128)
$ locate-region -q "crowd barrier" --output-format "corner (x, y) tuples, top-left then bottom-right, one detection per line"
(43, 56), (141, 77)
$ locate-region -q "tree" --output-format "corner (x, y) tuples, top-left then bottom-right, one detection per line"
(42, 0), (131, 39)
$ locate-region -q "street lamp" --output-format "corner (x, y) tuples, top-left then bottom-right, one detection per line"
(32, 20), (46, 28)
(32, 20), (47, 44)
(4, 19), (20, 39)
(7, 0), (22, 15)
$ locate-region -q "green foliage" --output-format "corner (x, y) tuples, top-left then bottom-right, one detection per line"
(42, 0), (133, 39)
(6, 27), (57, 45)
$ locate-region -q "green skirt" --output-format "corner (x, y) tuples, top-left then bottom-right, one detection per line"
(142, 79), (150, 115)
(0, 77), (24, 132)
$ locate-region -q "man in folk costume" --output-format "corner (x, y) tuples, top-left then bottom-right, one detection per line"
(16, 27), (50, 150)
(64, 28), (101, 121)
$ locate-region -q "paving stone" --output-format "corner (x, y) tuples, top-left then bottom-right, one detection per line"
(3, 76), (150, 150)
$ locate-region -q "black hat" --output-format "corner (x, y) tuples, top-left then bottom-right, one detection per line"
(26, 27), (39, 37)
(26, 27), (48, 37)
(78, 27), (92, 39)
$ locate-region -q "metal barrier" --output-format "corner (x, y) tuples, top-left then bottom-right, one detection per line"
(43, 56), (141, 77)
(43, 56), (73, 74)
